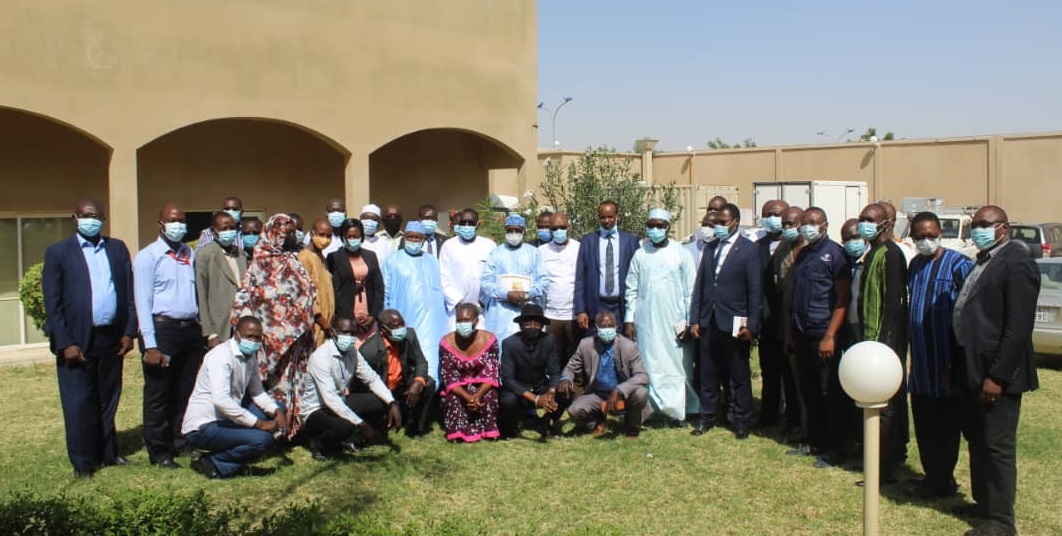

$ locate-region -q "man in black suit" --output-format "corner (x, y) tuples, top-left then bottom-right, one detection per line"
(42, 198), (138, 478)
(573, 200), (640, 333)
(498, 304), (562, 439)
(689, 203), (763, 439)
(953, 206), (1039, 536)
(754, 198), (796, 431)
(354, 310), (435, 438)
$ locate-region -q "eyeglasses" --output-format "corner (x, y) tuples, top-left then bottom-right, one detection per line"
(456, 220), (477, 226)
(646, 223), (668, 230)
(549, 226), (568, 231)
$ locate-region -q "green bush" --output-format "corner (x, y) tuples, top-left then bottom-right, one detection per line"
(19, 263), (46, 335)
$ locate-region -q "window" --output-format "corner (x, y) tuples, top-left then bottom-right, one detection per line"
(0, 215), (76, 346)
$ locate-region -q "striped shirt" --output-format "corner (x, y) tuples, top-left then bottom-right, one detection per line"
(907, 249), (973, 397)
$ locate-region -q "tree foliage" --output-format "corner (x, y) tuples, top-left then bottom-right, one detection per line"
(19, 263), (46, 334)
(706, 137), (757, 150)
(538, 148), (683, 238)
(859, 127), (895, 141)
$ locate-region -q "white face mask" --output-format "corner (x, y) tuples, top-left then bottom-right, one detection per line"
(700, 226), (718, 243)
(505, 232), (524, 247)
(915, 237), (941, 257)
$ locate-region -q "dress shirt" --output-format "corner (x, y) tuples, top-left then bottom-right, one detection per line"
(133, 236), (199, 348)
(77, 234), (117, 327)
(953, 241), (1009, 341)
(714, 236), (735, 275)
(181, 339), (278, 435)
(300, 339), (395, 425)
(363, 233), (395, 263)
(540, 239), (581, 320)
(594, 342), (619, 393)
(598, 229), (621, 297)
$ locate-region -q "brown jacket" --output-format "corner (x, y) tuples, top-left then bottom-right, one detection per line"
(561, 334), (648, 399)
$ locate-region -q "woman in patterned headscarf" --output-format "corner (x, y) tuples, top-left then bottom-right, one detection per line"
(231, 213), (316, 438)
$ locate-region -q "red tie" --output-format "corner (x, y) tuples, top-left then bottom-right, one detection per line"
(167, 249), (190, 265)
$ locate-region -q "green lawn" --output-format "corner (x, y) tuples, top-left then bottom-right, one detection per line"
(2, 356), (1061, 535)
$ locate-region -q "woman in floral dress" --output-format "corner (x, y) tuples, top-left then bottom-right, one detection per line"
(439, 302), (500, 442)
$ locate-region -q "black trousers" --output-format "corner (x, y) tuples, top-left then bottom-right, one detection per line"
(346, 379), (436, 438)
(697, 325), (753, 428)
(794, 331), (848, 455)
(57, 327), (124, 472)
(142, 321), (205, 462)
(545, 320), (579, 372)
(302, 407), (357, 452)
(911, 393), (961, 493)
(498, 388), (566, 435)
(757, 332), (801, 428)
(960, 388), (1022, 530)
(879, 368), (909, 482)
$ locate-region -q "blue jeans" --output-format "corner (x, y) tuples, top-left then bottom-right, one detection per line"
(185, 403), (278, 477)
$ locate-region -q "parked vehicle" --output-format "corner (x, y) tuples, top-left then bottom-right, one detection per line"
(752, 181), (868, 243)
(1010, 223), (1062, 259)
(1034, 258), (1062, 358)
(899, 212), (978, 259)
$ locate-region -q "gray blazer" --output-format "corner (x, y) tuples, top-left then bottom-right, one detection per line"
(561, 334), (648, 399)
(194, 241), (248, 342)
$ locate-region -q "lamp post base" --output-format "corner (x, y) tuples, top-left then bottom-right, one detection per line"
(858, 402), (887, 536)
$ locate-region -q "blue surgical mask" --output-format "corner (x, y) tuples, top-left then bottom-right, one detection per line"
(295, 230), (305, 244)
(506, 232), (524, 247)
(345, 238), (362, 252)
(599, 226), (615, 237)
(242, 234), (259, 250)
(783, 228), (800, 242)
(537, 229), (552, 243)
(335, 334), (355, 353)
(224, 209), (242, 223)
(858, 221), (881, 241)
(597, 327), (617, 344)
(404, 241), (424, 255)
(646, 227), (667, 244)
(361, 219), (379, 236)
(844, 239), (867, 259)
(455, 225), (477, 241)
(216, 229), (238, 247)
(77, 218), (103, 238)
(762, 215), (783, 233)
(388, 326), (408, 342)
(455, 321), (475, 338)
(421, 219), (438, 235)
(163, 222), (187, 242)
(327, 211), (346, 228)
(714, 224), (732, 241)
(800, 224), (822, 243)
(237, 338), (261, 357)
(971, 226), (999, 251)
(552, 229), (568, 244)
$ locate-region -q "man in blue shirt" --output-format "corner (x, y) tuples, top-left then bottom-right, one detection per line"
(43, 198), (138, 478)
(786, 207), (851, 468)
(133, 203), (203, 469)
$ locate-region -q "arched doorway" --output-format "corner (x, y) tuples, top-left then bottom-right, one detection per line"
(0, 106), (111, 345)
(369, 128), (524, 218)
(137, 118), (349, 247)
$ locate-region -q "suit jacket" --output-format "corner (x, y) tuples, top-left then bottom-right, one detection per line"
(955, 241), (1040, 394)
(397, 232), (448, 257)
(561, 334), (648, 399)
(758, 236), (788, 328)
(573, 229), (639, 318)
(500, 333), (560, 396)
(326, 248), (385, 321)
(354, 329), (429, 392)
(690, 234), (764, 335)
(42, 235), (138, 354)
(194, 241), (248, 341)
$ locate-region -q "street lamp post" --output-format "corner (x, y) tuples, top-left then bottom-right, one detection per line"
(838, 341), (903, 536)
(538, 97), (573, 149)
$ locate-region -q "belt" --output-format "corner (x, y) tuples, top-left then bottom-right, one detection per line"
(91, 324), (118, 334)
(153, 315), (199, 328)
(598, 296), (621, 304)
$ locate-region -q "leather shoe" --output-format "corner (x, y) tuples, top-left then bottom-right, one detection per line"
(340, 440), (362, 456)
(734, 428), (750, 440)
(690, 424), (713, 436)
(74, 468), (95, 479)
(153, 458), (180, 469)
(104, 456), (129, 466)
(191, 456), (220, 479)
(590, 422), (608, 437)
(964, 521), (1016, 536)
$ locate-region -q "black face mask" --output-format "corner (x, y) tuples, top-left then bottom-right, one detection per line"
(521, 327), (542, 341)
(282, 233), (299, 251)
(383, 217), (403, 237)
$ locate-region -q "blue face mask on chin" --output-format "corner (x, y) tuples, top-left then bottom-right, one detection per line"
(646, 227), (667, 244)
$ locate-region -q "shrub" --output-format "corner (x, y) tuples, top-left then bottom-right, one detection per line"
(18, 263), (46, 335)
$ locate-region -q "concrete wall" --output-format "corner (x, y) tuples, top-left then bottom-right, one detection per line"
(0, 0), (538, 251)
(536, 132), (1062, 224)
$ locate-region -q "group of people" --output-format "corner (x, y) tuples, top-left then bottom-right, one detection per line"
(42, 191), (1035, 536)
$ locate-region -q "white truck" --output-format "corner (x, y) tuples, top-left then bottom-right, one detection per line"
(897, 198), (979, 259)
(752, 181), (869, 242)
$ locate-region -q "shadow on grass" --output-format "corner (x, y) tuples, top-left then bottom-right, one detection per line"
(117, 425), (143, 457)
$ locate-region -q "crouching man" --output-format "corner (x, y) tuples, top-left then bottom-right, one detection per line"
(181, 316), (288, 478)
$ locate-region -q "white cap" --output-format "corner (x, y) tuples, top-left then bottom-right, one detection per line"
(360, 204), (381, 217)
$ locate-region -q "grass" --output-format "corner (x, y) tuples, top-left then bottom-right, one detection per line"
(2, 355), (1061, 535)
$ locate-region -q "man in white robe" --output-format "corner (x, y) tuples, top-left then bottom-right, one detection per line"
(480, 214), (549, 343)
(439, 208), (496, 326)
(624, 208), (698, 424)
(360, 203), (394, 263)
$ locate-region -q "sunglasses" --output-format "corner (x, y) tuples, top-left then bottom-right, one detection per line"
(647, 223), (668, 230)
(456, 220), (477, 226)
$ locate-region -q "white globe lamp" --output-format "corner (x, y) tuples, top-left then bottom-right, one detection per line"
(839, 341), (903, 536)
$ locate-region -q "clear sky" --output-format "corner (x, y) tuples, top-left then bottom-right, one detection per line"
(537, 0), (1062, 151)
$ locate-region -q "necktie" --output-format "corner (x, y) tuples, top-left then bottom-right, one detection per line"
(167, 249), (190, 266)
(605, 234), (615, 295)
(427, 238), (433, 255)
(714, 240), (726, 274)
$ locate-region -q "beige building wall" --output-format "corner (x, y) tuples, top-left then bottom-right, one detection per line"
(1, 0), (538, 251)
(999, 135), (1062, 222)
